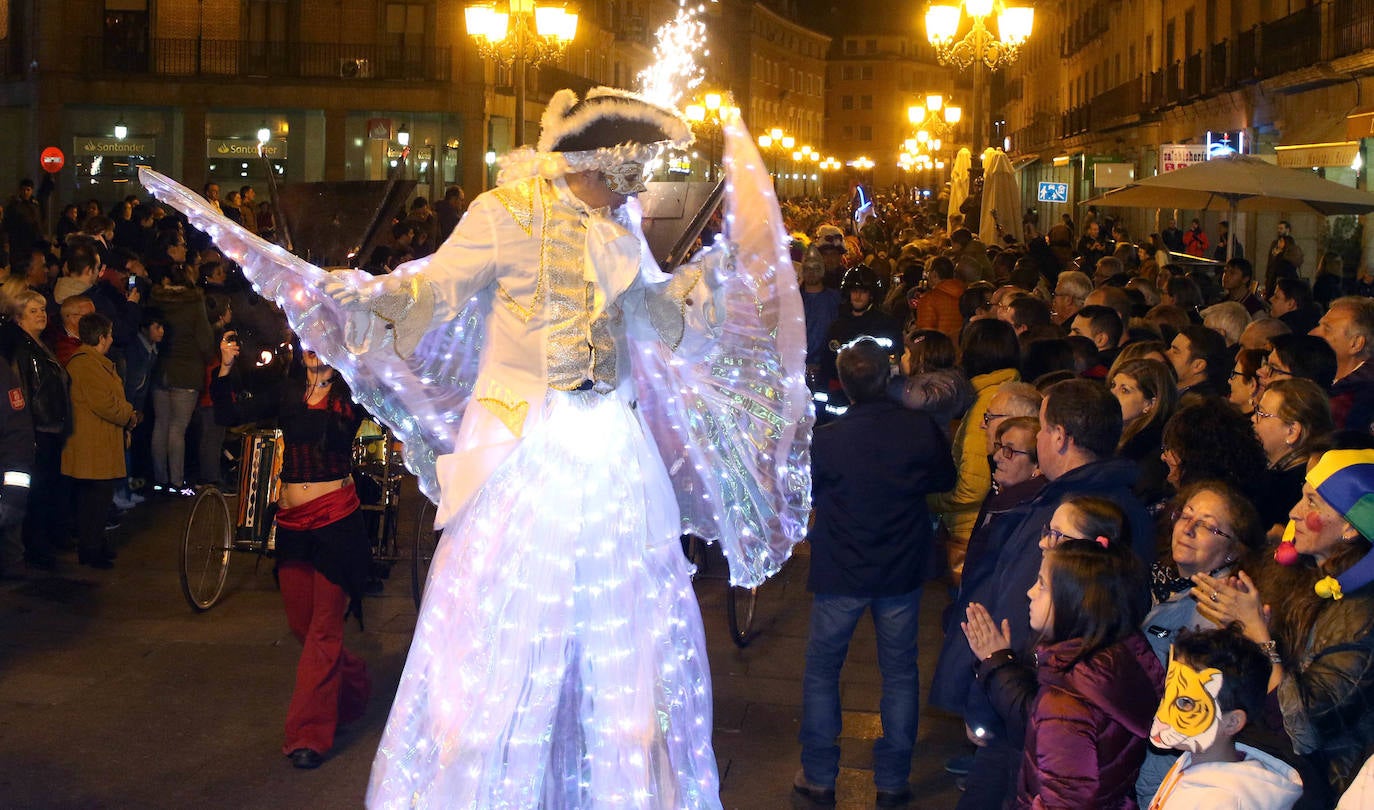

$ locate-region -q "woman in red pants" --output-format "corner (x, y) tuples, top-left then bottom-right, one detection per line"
(211, 332), (371, 769)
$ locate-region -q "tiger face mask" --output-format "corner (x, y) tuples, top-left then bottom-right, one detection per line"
(1149, 648), (1224, 754)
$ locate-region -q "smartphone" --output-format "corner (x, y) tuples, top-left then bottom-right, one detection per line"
(127, 276), (137, 291)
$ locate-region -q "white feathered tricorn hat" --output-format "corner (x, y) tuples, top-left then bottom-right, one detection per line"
(537, 87), (693, 153)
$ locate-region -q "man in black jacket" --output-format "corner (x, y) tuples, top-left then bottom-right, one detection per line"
(954, 379), (1151, 810)
(795, 338), (955, 808)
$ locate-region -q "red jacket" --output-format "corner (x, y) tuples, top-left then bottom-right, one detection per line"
(1182, 228), (1209, 257)
(1014, 632), (1165, 810)
(913, 278), (966, 343)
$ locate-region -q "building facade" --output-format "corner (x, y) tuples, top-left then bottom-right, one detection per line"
(1000, 0), (1374, 267)
(824, 31), (962, 189)
(0, 0), (832, 211)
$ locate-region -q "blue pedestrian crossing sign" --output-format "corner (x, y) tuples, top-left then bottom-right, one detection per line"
(1037, 182), (1069, 203)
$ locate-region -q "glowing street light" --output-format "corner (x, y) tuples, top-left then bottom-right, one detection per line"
(924, 1), (1032, 153)
(466, 0), (579, 147)
(924, 0), (1033, 69)
(685, 91), (736, 181)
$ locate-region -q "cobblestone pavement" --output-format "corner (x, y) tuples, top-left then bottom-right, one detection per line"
(0, 490), (967, 809)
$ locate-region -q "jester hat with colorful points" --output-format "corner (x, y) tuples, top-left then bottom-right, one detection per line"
(1287, 449), (1374, 599)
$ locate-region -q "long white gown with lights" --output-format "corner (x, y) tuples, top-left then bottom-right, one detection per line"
(137, 117), (811, 809)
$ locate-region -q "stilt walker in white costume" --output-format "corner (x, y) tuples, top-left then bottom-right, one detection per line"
(140, 86), (811, 808)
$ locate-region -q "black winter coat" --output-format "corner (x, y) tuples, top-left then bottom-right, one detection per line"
(7, 323), (69, 434)
(957, 457), (1152, 733)
(807, 399), (955, 597)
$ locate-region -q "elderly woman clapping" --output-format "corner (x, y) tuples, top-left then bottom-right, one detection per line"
(1196, 449), (1374, 803)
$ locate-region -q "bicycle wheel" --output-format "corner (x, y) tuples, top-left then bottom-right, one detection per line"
(680, 534), (708, 580)
(411, 498), (442, 610)
(726, 584), (759, 648)
(180, 487), (234, 612)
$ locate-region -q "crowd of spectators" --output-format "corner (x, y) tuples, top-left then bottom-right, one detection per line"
(793, 193), (1374, 809)
(0, 177), (473, 580)
(0, 178), (304, 575)
(9, 168), (1374, 806)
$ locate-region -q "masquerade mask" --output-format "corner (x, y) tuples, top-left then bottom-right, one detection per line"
(1149, 648), (1224, 754)
(603, 162), (649, 195)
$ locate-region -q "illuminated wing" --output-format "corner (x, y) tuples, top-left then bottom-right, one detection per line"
(138, 167), (481, 504)
(631, 118), (814, 587)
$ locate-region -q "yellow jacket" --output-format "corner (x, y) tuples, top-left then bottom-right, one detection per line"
(929, 367), (1020, 541)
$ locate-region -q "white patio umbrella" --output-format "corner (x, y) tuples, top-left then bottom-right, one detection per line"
(980, 149), (1022, 246)
(1084, 153), (1374, 260)
(947, 147), (971, 228)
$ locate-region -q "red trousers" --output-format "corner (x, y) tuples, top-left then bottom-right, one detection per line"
(278, 561), (371, 755)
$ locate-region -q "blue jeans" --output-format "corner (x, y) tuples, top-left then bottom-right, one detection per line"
(799, 589), (922, 792)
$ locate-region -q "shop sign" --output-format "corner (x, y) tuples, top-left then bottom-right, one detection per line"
(75, 137), (157, 157)
(1093, 163), (1135, 188)
(1205, 130), (1246, 157)
(1160, 143), (1206, 173)
(207, 139), (288, 159)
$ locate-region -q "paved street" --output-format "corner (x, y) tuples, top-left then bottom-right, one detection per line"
(0, 488), (967, 810)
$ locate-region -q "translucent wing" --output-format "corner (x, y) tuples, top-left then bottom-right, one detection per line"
(630, 118), (814, 587)
(138, 167), (481, 504)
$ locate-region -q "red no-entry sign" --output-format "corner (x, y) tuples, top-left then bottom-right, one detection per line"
(40, 146), (65, 173)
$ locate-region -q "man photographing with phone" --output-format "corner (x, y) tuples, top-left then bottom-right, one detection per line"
(90, 247), (146, 371)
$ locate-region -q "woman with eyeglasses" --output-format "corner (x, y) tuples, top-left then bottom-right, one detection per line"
(1111, 358), (1177, 508)
(1134, 480), (1265, 805)
(929, 419), (1048, 738)
(1259, 333), (1337, 392)
(1196, 446), (1374, 803)
(1228, 348), (1268, 418)
(1253, 378), (1334, 538)
(929, 318), (1021, 587)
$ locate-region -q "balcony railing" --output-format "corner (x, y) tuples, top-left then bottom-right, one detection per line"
(1259, 6), (1319, 78)
(1183, 51), (1202, 98)
(1061, 105), (1089, 138)
(79, 37), (452, 82)
(1206, 40), (1229, 92)
(1236, 26), (1258, 81)
(1333, 0), (1374, 58)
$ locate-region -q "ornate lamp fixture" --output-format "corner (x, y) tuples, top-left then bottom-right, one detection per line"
(924, 0), (1033, 70)
(466, 0), (579, 146)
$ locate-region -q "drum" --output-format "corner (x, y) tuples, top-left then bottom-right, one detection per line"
(236, 429), (283, 549)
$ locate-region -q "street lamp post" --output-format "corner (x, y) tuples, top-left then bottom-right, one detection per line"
(924, 1), (1033, 154)
(851, 156), (875, 188)
(819, 156), (841, 196)
(465, 0), (579, 148)
(684, 92), (736, 182)
(757, 127), (797, 195)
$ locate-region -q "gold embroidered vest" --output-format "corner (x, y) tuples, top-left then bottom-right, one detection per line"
(491, 178), (619, 391)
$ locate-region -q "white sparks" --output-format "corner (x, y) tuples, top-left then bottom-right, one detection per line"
(635, 2), (707, 109)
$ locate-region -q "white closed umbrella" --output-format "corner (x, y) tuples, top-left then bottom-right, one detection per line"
(947, 147), (972, 229)
(980, 149), (1022, 245)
